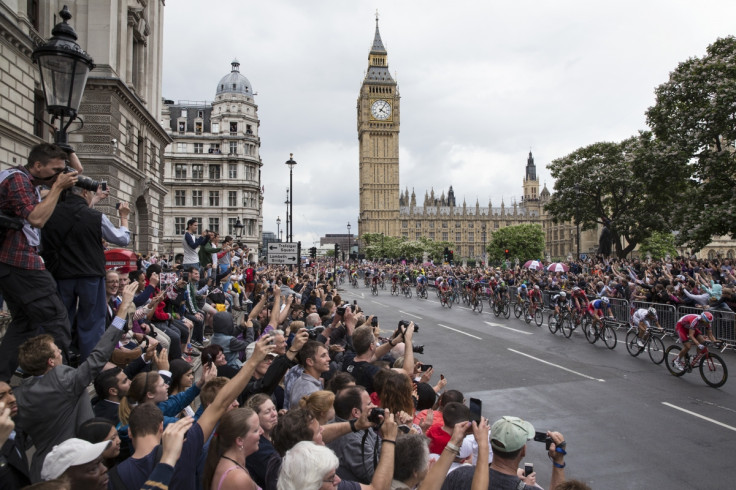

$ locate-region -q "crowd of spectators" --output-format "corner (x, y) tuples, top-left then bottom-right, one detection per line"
(8, 143), (734, 488)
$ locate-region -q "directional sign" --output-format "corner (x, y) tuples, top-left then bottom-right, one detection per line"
(268, 242), (298, 254)
(267, 253), (298, 265)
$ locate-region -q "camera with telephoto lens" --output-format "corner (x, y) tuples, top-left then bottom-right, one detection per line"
(367, 407), (385, 425)
(63, 165), (100, 192)
(398, 320), (419, 332)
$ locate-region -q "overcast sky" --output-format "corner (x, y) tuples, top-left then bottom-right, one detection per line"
(162, 0), (735, 248)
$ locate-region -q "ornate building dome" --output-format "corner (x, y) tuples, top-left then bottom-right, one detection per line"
(215, 59), (253, 96)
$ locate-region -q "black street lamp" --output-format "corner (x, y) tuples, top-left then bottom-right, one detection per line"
(347, 222), (352, 263)
(32, 5), (95, 150)
(285, 154), (297, 242)
(276, 216), (281, 240)
(234, 217), (244, 240)
(574, 185), (581, 259)
(284, 189), (290, 243)
(482, 223), (487, 266)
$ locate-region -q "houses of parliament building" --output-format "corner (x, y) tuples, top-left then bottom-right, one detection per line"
(356, 20), (596, 261)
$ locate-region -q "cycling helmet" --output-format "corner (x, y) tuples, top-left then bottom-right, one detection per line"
(572, 286), (580, 292)
(534, 285), (540, 290)
(600, 296), (610, 305)
(560, 291), (567, 298)
(520, 284), (527, 289)
(647, 307), (657, 318)
(701, 312), (714, 323)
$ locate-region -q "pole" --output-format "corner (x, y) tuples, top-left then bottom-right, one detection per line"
(297, 241), (302, 275)
(289, 168), (294, 242)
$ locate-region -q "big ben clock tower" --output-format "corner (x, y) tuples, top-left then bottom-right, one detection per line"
(358, 17), (400, 240)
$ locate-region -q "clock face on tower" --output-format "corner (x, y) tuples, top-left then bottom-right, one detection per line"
(371, 99), (392, 120)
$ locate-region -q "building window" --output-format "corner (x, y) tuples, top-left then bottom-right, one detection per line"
(429, 232), (435, 240)
(429, 222), (435, 229)
(456, 233), (462, 242)
(442, 222), (448, 229)
(194, 217), (203, 230)
(175, 190), (186, 206)
(198, 110), (204, 118)
(247, 219), (255, 236)
(208, 217), (220, 234)
(469, 232), (474, 241)
(415, 232), (421, 240)
(194, 143), (203, 154)
(177, 142), (186, 153)
(402, 232), (408, 239)
(245, 165), (257, 181)
(209, 165), (221, 180)
(195, 122), (203, 135)
(455, 222), (461, 228)
(192, 164), (204, 180)
(212, 122), (219, 134)
(229, 164), (237, 179)
(228, 191), (237, 207)
(230, 122), (238, 135)
(229, 141), (238, 154)
(192, 190), (202, 206)
(468, 222), (474, 229)
(228, 218), (237, 235)
(174, 164), (187, 179)
(209, 144), (221, 154)
(209, 191), (220, 207)
(495, 222), (499, 229)
(416, 222), (421, 229)
(469, 246), (475, 257)
(175, 217), (186, 235)
(442, 232), (448, 241)
(402, 221), (408, 228)
(178, 121), (185, 134)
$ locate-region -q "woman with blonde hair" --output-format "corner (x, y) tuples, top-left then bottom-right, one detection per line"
(298, 390), (335, 425)
(244, 393), (280, 487)
(202, 407), (262, 490)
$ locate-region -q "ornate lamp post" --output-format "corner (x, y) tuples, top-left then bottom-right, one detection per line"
(284, 189), (290, 243)
(347, 222), (352, 264)
(234, 217), (244, 240)
(32, 5), (95, 149)
(482, 223), (487, 266)
(276, 216), (281, 241)
(285, 154), (297, 242)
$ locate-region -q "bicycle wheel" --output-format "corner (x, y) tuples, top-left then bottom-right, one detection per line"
(513, 303), (522, 319)
(647, 336), (666, 365)
(524, 308), (532, 324)
(476, 299), (483, 313)
(534, 309), (543, 327)
(493, 302), (500, 317)
(665, 345), (687, 377)
(446, 295), (453, 308)
(561, 314), (574, 338)
(547, 313), (558, 334)
(406, 289), (412, 299)
(626, 330), (643, 357)
(601, 324), (617, 349)
(503, 303), (510, 319)
(699, 353), (728, 388)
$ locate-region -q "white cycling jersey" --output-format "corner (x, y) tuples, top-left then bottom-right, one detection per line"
(631, 308), (654, 327)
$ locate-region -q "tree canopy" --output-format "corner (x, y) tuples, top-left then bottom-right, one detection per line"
(638, 231), (678, 260)
(646, 36), (736, 251)
(487, 223), (544, 262)
(544, 132), (688, 258)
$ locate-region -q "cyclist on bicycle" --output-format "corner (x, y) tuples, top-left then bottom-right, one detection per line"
(673, 312), (713, 371)
(552, 291), (570, 317)
(371, 273), (380, 288)
(586, 296), (613, 324)
(630, 307), (662, 348)
(471, 277), (483, 305)
(517, 284), (529, 304)
(571, 286), (589, 311)
(528, 284), (543, 321)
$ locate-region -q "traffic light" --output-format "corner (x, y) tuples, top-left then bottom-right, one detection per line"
(309, 247), (317, 259)
(504, 249), (510, 259)
(449, 250), (454, 263)
(334, 243), (340, 256)
(443, 247), (449, 262)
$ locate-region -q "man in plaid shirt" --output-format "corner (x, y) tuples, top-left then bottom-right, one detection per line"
(0, 143), (79, 381)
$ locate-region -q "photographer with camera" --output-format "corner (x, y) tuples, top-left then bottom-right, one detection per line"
(285, 340), (331, 410)
(41, 166), (130, 362)
(0, 143), (81, 381)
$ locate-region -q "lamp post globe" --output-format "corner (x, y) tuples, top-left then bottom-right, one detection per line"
(347, 222), (352, 263)
(32, 5), (95, 149)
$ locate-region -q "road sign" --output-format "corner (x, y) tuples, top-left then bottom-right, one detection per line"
(267, 243), (298, 254)
(267, 253), (298, 265)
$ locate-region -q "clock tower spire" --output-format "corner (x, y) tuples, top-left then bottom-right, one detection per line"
(358, 16), (400, 240)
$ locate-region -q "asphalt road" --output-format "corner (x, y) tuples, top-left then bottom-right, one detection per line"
(338, 284), (736, 490)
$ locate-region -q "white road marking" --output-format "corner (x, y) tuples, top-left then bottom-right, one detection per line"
(507, 348), (606, 382)
(437, 324), (483, 340)
(371, 301), (389, 307)
(661, 402), (736, 432)
(399, 311), (423, 320)
(484, 321), (534, 335)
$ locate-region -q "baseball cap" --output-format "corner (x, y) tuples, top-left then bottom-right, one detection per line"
(490, 416), (535, 453)
(41, 438), (110, 480)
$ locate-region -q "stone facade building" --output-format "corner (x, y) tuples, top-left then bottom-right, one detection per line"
(0, 0), (169, 254)
(161, 60), (263, 261)
(356, 20), (595, 261)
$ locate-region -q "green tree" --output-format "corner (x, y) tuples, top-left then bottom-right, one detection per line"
(638, 231), (678, 260)
(544, 132), (688, 258)
(646, 36), (736, 251)
(487, 224), (544, 262)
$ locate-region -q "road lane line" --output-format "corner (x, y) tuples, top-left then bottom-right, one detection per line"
(507, 348), (605, 382)
(437, 324), (482, 340)
(484, 321), (534, 335)
(371, 300), (389, 307)
(661, 402), (736, 432)
(399, 311), (423, 320)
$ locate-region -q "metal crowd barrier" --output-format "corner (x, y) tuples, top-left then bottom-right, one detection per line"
(631, 301), (678, 335)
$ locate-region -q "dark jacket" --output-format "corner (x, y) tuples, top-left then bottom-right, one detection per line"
(0, 432), (31, 490)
